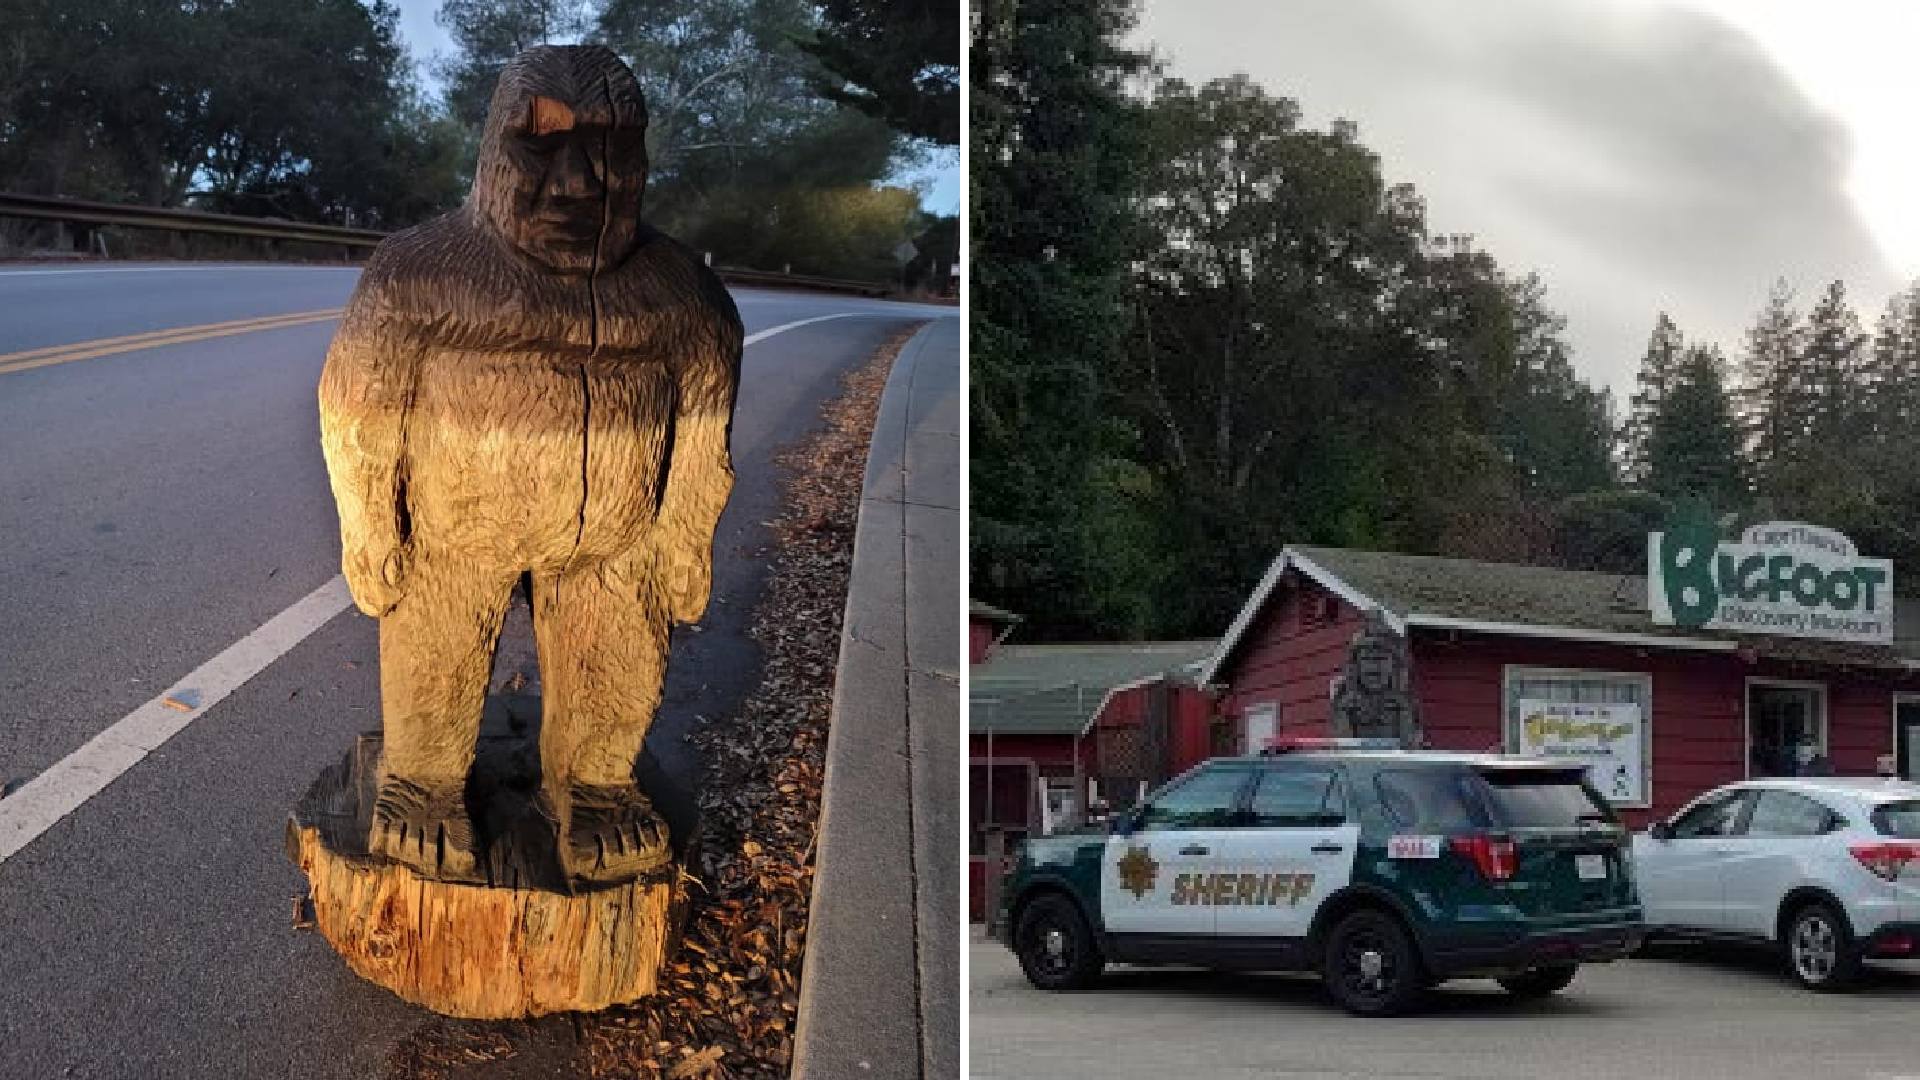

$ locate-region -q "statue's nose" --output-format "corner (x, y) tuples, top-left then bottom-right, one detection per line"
(545, 140), (605, 199)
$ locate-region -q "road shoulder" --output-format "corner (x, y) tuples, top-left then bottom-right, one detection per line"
(793, 316), (960, 1080)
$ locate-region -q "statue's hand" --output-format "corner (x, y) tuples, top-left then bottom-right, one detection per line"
(343, 535), (410, 617)
(656, 543), (712, 626)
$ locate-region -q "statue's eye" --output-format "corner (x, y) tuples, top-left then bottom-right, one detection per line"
(528, 96), (575, 136)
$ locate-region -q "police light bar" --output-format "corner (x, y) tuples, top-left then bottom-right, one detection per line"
(1262, 736), (1404, 755)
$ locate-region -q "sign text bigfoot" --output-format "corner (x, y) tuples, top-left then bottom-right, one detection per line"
(1650, 520), (1893, 645)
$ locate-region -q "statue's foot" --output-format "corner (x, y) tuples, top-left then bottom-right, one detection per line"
(368, 775), (478, 878)
(564, 782), (672, 883)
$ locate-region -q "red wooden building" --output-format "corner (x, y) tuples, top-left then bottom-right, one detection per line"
(1204, 545), (1920, 826)
(965, 603), (1216, 918)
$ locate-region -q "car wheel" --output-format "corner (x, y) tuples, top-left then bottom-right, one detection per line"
(1013, 893), (1104, 992)
(1496, 964), (1579, 998)
(1783, 902), (1862, 993)
(1321, 908), (1427, 1017)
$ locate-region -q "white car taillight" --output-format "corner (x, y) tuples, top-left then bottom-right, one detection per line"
(1849, 842), (1920, 881)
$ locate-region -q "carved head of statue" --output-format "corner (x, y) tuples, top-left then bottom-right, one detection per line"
(1350, 627), (1397, 695)
(471, 44), (650, 275)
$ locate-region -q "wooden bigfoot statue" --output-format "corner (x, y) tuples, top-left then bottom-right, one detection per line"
(317, 45), (742, 887)
(1329, 609), (1425, 749)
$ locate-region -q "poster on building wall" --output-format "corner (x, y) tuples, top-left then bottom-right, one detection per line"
(1512, 700), (1647, 807)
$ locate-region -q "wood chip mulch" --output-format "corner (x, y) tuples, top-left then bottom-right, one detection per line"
(383, 321), (927, 1080)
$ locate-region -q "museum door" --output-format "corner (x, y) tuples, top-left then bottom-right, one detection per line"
(1747, 682), (1827, 777)
(1896, 698), (1920, 782)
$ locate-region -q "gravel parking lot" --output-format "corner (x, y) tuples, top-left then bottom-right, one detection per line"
(971, 927), (1920, 1080)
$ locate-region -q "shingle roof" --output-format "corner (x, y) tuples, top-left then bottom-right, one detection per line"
(969, 640), (1217, 735)
(1204, 545), (1920, 684)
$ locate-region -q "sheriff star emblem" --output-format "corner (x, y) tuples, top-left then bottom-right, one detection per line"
(1116, 844), (1158, 899)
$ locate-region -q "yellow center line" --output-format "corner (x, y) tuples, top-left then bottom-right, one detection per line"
(0, 308), (345, 376)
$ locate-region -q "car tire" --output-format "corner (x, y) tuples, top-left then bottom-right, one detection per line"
(1013, 893), (1104, 992)
(1321, 908), (1427, 1017)
(1496, 964), (1579, 998)
(1782, 902), (1862, 993)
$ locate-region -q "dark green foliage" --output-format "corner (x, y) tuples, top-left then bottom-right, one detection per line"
(1643, 344), (1747, 507)
(1626, 313), (1685, 481)
(971, 0), (1152, 638)
(435, 0), (591, 128)
(797, 0), (959, 145)
(1109, 76), (1619, 634)
(582, 0), (926, 279)
(970, 17), (1627, 637)
(902, 212), (959, 293)
(1492, 275), (1619, 502)
(1553, 490), (1672, 575)
(1, 0), (470, 230)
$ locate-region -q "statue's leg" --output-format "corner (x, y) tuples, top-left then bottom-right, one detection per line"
(531, 560), (672, 883)
(371, 553), (516, 878)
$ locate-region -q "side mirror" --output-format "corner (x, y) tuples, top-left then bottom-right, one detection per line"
(1648, 820), (1674, 841)
(1111, 805), (1146, 837)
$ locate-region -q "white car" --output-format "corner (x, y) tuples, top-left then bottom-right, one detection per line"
(1631, 777), (1920, 990)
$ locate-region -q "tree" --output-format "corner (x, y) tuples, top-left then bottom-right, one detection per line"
(1120, 76), (1474, 628)
(436, 0), (591, 127)
(1738, 280), (1804, 484)
(1798, 280), (1870, 457)
(971, 0), (1151, 637)
(0, 0), (467, 234)
(594, 0), (907, 273)
(798, 0), (958, 145)
(1552, 489), (1671, 574)
(1868, 282), (1920, 444)
(1643, 344), (1747, 508)
(1487, 273), (1617, 501)
(1625, 313), (1685, 481)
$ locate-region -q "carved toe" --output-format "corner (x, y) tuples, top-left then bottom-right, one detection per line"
(369, 775), (478, 879)
(564, 783), (672, 883)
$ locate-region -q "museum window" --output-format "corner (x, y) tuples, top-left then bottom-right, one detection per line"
(1502, 666), (1652, 809)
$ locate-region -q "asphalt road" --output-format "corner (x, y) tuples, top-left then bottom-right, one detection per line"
(0, 262), (951, 1079)
(971, 929), (1920, 1080)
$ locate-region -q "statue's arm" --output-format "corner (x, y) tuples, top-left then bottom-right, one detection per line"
(653, 300), (744, 624)
(317, 271), (417, 617)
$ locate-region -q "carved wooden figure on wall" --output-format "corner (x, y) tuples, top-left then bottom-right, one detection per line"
(1329, 609), (1424, 748)
(291, 45), (742, 1017)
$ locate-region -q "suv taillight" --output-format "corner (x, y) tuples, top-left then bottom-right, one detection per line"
(1450, 836), (1517, 881)
(1850, 842), (1920, 881)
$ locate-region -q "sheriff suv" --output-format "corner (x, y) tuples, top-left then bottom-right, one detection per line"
(1000, 741), (1645, 1016)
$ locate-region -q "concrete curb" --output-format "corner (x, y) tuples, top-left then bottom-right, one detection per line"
(792, 317), (959, 1080)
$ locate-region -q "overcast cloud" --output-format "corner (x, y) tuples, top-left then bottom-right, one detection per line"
(1135, 0), (1903, 398)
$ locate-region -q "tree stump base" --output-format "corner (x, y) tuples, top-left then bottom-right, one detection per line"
(287, 732), (697, 1019)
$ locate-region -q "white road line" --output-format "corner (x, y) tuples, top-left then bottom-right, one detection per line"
(743, 312), (865, 345)
(0, 576), (353, 863)
(0, 312), (871, 866)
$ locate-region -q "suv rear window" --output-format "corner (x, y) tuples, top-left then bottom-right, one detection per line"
(1373, 769), (1490, 830)
(1870, 800), (1920, 838)
(1473, 769), (1614, 828)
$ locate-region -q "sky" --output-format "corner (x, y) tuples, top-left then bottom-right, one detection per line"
(1135, 0), (1918, 400)
(385, 0), (959, 216)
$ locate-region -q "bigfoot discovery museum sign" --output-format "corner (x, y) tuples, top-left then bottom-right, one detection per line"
(1650, 519), (1894, 645)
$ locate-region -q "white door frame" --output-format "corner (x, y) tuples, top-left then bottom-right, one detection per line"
(1743, 677), (1828, 778)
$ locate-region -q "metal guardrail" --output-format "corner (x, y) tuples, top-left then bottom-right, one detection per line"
(0, 191), (386, 247)
(0, 191), (894, 296)
(712, 263), (889, 297)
